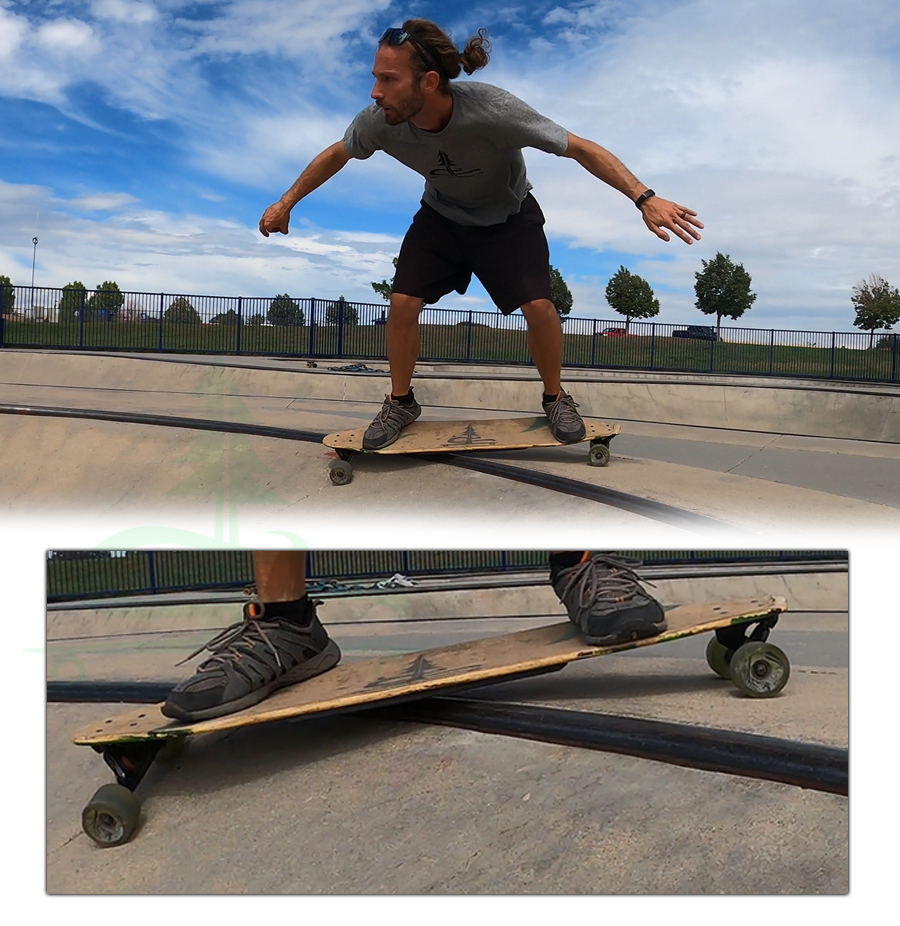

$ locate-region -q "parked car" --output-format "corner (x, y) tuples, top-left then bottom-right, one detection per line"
(601, 327), (635, 337)
(673, 325), (718, 341)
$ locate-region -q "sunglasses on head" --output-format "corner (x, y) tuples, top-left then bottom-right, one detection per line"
(379, 27), (442, 76)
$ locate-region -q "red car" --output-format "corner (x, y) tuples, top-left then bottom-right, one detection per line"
(601, 327), (636, 337)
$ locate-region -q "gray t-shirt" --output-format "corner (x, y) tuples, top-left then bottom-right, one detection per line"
(342, 81), (569, 226)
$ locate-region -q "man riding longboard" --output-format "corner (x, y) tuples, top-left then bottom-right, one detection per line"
(259, 18), (703, 451)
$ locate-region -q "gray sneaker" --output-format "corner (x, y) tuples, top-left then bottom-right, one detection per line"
(552, 553), (666, 645)
(542, 390), (586, 442)
(362, 393), (422, 450)
(162, 600), (341, 721)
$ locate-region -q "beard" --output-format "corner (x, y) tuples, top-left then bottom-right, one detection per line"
(378, 88), (425, 125)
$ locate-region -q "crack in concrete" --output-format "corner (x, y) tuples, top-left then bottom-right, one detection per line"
(724, 434), (782, 474)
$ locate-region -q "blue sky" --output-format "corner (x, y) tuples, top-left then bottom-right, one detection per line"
(1, 0), (898, 330)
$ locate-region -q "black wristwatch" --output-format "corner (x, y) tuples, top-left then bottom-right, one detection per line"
(634, 189), (656, 209)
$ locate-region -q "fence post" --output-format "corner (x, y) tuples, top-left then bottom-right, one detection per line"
(337, 297), (345, 358)
(466, 311), (473, 362)
(147, 551), (157, 594)
(236, 295), (243, 354)
(650, 323), (656, 370)
(892, 333), (898, 384)
(709, 329), (716, 371)
(768, 329), (774, 375)
(308, 297), (316, 357)
(157, 294), (165, 351)
(590, 318), (597, 367)
(78, 288), (86, 348)
(829, 331), (836, 379)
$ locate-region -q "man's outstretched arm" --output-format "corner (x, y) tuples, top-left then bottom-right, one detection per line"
(563, 132), (703, 245)
(259, 141), (352, 236)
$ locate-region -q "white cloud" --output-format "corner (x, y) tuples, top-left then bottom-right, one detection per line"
(35, 19), (98, 52)
(0, 6), (28, 58)
(0, 178), (400, 300)
(65, 192), (140, 212)
(183, 0), (391, 57)
(91, 0), (159, 24)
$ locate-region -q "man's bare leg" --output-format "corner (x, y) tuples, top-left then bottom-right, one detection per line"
(519, 298), (563, 395)
(362, 292), (425, 450)
(252, 551), (306, 604)
(520, 297), (585, 442)
(386, 292), (425, 396)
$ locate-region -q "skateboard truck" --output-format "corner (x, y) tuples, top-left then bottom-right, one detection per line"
(96, 740), (164, 791)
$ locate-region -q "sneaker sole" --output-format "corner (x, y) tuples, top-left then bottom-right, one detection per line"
(162, 640), (342, 722)
(583, 617), (667, 647)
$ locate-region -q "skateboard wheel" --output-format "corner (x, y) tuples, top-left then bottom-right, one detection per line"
(82, 783), (141, 847)
(329, 460), (353, 486)
(588, 444), (610, 467)
(729, 641), (790, 698)
(705, 637), (732, 680)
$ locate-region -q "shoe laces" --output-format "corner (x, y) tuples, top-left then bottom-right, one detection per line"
(557, 554), (653, 609)
(545, 392), (580, 425)
(176, 603), (283, 670)
(373, 394), (404, 425)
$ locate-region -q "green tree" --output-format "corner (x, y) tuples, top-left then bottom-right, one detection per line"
(0, 275), (14, 315)
(85, 280), (125, 320)
(211, 308), (239, 325)
(59, 282), (87, 322)
(325, 296), (359, 326)
(549, 265), (573, 319)
(371, 257), (398, 302)
(165, 296), (201, 324)
(852, 274), (900, 348)
(694, 252), (756, 333)
(268, 293), (304, 326)
(246, 312), (266, 326)
(604, 265), (660, 330)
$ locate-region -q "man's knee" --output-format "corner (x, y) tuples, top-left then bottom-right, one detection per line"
(520, 298), (559, 325)
(389, 293), (424, 320)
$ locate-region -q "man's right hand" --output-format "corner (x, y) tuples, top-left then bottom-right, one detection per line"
(259, 201), (292, 237)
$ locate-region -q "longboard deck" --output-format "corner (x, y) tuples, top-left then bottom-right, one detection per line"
(74, 596), (786, 746)
(323, 416), (620, 455)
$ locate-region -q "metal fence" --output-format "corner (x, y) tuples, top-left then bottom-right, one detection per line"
(2, 283), (898, 382)
(46, 550), (847, 602)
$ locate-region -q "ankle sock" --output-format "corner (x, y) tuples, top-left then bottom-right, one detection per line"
(543, 391), (561, 404)
(252, 595), (315, 626)
(392, 389), (415, 406)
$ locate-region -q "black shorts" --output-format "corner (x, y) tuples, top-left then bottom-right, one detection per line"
(392, 193), (552, 315)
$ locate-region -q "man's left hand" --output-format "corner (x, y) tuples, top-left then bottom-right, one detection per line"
(640, 197), (703, 244)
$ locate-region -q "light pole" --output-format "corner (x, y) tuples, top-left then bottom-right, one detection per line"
(31, 237), (38, 314)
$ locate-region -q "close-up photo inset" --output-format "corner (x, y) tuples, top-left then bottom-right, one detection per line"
(47, 549), (848, 894)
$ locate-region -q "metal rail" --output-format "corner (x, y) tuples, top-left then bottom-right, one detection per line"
(0, 402), (728, 528)
(47, 681), (847, 796)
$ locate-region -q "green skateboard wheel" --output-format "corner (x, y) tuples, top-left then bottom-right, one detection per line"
(730, 641), (791, 698)
(82, 783), (141, 847)
(705, 637), (732, 680)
